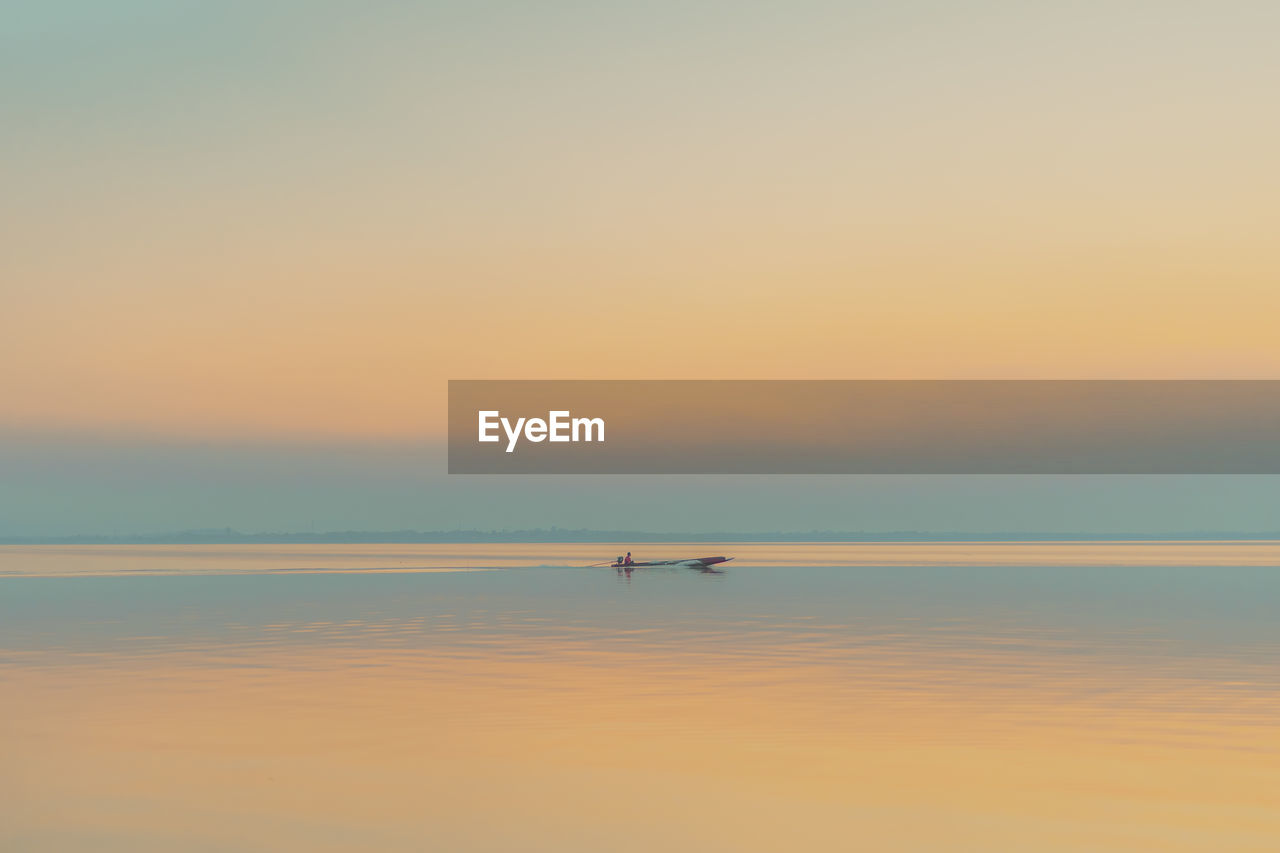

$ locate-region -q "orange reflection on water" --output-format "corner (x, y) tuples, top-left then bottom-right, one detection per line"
(5, 637), (1280, 852)
(3, 545), (1280, 850)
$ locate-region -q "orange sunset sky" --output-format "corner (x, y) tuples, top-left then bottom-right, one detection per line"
(4, 2), (1279, 442)
(3, 2), (1280, 537)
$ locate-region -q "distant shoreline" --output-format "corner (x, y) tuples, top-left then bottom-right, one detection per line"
(5, 529), (1280, 545)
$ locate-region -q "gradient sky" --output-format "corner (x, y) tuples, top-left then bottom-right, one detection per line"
(4, 2), (1279, 534)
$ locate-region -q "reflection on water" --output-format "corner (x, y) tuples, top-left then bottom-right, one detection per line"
(2, 544), (1279, 851)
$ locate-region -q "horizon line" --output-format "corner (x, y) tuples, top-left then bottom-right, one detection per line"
(6, 528), (1280, 545)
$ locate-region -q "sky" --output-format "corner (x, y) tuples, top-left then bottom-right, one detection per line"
(3, 1), (1279, 535)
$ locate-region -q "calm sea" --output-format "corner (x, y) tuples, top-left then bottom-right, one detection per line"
(3, 543), (1278, 851)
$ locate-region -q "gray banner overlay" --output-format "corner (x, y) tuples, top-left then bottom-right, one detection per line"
(448, 381), (1280, 474)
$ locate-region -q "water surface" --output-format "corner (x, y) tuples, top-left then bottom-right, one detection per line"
(3, 543), (1278, 851)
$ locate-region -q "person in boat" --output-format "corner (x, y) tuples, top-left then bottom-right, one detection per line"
(623, 552), (633, 567)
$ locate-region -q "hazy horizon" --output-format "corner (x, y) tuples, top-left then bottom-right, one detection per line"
(7, 431), (1280, 537)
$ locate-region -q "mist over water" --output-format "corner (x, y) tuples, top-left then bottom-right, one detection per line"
(4, 544), (1279, 851)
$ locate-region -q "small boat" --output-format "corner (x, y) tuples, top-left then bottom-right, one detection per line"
(610, 555), (732, 570)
